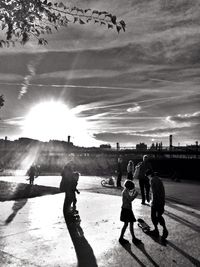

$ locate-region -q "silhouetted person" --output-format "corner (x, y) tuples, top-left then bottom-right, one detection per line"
(60, 164), (80, 213)
(127, 160), (134, 180)
(117, 156), (123, 188)
(71, 172), (80, 211)
(27, 164), (37, 185)
(119, 180), (141, 245)
(136, 155), (153, 205)
(146, 170), (168, 241)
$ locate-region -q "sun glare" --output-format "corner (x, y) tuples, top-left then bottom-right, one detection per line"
(22, 101), (93, 145)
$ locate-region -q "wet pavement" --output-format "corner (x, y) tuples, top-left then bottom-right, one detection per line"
(0, 176), (200, 266)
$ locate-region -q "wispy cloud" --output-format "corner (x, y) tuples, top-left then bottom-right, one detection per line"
(166, 111), (200, 124)
(18, 55), (43, 99)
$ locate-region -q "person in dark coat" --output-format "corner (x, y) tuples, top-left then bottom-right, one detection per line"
(127, 160), (134, 180)
(60, 164), (80, 213)
(117, 156), (123, 188)
(27, 164), (37, 185)
(146, 170), (168, 241)
(136, 155), (153, 205)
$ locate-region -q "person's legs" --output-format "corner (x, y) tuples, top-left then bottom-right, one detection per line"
(119, 222), (129, 244)
(119, 222), (128, 239)
(139, 179), (145, 204)
(157, 207), (168, 239)
(144, 179), (150, 202)
(130, 222), (141, 244)
(117, 172), (122, 187)
(150, 206), (159, 237)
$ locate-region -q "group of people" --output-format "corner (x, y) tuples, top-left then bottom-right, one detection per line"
(117, 155), (153, 205)
(118, 155), (168, 245)
(60, 155), (168, 246)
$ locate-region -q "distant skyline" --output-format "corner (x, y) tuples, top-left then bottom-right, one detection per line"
(0, 0), (200, 147)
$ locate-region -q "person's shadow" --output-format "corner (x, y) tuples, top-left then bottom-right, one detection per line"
(121, 241), (160, 267)
(5, 198), (28, 224)
(63, 209), (98, 267)
(4, 184), (31, 224)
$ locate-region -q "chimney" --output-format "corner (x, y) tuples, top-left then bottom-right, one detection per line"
(116, 142), (120, 150)
(169, 135), (173, 149)
(68, 135), (71, 143)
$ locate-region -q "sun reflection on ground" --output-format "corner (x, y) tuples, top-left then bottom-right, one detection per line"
(28, 194), (64, 239)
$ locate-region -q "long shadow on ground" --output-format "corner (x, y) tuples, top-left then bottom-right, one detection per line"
(63, 209), (98, 267)
(167, 240), (200, 266)
(121, 242), (159, 267)
(0, 181), (60, 201)
(5, 198), (28, 224)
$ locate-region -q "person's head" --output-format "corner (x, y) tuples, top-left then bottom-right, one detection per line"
(124, 180), (135, 190)
(143, 155), (148, 161)
(128, 160), (133, 165)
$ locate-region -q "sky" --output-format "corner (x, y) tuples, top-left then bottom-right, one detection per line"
(0, 0), (200, 147)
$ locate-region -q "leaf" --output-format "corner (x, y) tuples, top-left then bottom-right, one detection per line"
(111, 15), (116, 25)
(2, 23), (6, 30)
(86, 18), (92, 23)
(74, 17), (78, 23)
(119, 20), (126, 31)
(77, 8), (83, 14)
(99, 11), (108, 15)
(84, 9), (91, 13)
(116, 25), (121, 33)
(79, 19), (85, 25)
(92, 10), (99, 15)
(105, 14), (112, 19)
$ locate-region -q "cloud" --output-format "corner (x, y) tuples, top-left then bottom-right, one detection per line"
(18, 55), (43, 99)
(127, 105), (141, 113)
(166, 111), (200, 124)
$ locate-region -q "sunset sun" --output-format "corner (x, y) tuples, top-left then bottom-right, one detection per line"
(22, 101), (85, 142)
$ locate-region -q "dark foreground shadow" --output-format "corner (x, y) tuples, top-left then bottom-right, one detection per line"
(136, 242), (160, 267)
(167, 240), (200, 266)
(120, 243), (146, 267)
(63, 209), (98, 267)
(4, 185), (32, 224)
(121, 241), (159, 267)
(165, 210), (200, 233)
(166, 202), (200, 220)
(5, 198), (28, 224)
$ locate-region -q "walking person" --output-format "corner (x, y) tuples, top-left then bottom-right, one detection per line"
(117, 156), (123, 188)
(127, 160), (134, 180)
(119, 180), (141, 245)
(146, 170), (169, 241)
(27, 164), (37, 185)
(136, 155), (153, 205)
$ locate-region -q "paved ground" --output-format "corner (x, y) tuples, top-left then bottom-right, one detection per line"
(1, 175), (200, 208)
(0, 176), (200, 267)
